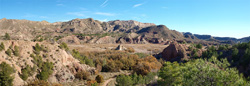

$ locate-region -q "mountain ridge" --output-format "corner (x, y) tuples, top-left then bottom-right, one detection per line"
(1, 18), (249, 44)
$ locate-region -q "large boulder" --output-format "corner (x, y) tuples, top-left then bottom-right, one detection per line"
(162, 42), (187, 61)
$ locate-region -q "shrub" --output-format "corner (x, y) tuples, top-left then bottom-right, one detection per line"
(125, 47), (135, 53)
(0, 42), (5, 51)
(134, 53), (149, 58)
(0, 62), (15, 86)
(95, 75), (104, 83)
(196, 43), (202, 49)
(20, 65), (33, 81)
(218, 45), (227, 50)
(59, 42), (69, 51)
(26, 79), (50, 86)
(87, 80), (97, 86)
(13, 46), (20, 56)
(133, 56), (162, 75)
(116, 75), (133, 86)
(158, 58), (249, 86)
(36, 62), (54, 80)
(34, 43), (41, 55)
(5, 49), (12, 56)
(4, 33), (10, 40)
(232, 48), (239, 61)
(75, 70), (90, 80)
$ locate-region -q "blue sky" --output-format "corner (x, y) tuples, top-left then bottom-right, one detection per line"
(0, 0), (249, 38)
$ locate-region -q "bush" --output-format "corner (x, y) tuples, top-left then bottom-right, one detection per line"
(125, 47), (135, 53)
(36, 62), (54, 80)
(5, 49), (12, 56)
(4, 33), (10, 40)
(13, 46), (20, 56)
(232, 48), (239, 61)
(0, 42), (5, 51)
(116, 75), (133, 86)
(95, 75), (104, 83)
(158, 57), (249, 86)
(218, 45), (227, 50)
(59, 42), (69, 51)
(75, 71), (90, 80)
(34, 43), (41, 55)
(0, 62), (15, 86)
(20, 65), (33, 81)
(133, 56), (162, 75)
(196, 43), (202, 49)
(26, 79), (50, 86)
(87, 80), (97, 86)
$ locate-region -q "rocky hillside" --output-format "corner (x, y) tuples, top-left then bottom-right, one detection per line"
(183, 32), (250, 44)
(1, 18), (248, 45)
(0, 40), (95, 86)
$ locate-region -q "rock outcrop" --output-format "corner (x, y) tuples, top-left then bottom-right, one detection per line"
(57, 35), (81, 44)
(0, 40), (96, 86)
(115, 45), (126, 51)
(162, 42), (187, 61)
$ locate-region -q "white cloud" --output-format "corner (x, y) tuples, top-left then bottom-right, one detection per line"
(100, 0), (109, 7)
(56, 4), (64, 6)
(162, 7), (168, 9)
(95, 12), (115, 16)
(39, 16), (48, 19)
(99, 19), (108, 22)
(67, 12), (85, 17)
(133, 3), (143, 8)
(23, 13), (36, 18)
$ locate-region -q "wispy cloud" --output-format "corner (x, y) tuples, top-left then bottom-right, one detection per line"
(56, 4), (64, 6)
(39, 16), (48, 19)
(162, 7), (168, 9)
(67, 12), (85, 17)
(133, 3), (143, 8)
(100, 0), (109, 7)
(99, 19), (108, 22)
(23, 13), (36, 18)
(95, 12), (115, 16)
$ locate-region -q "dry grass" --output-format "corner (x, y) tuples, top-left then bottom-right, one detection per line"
(68, 44), (168, 54)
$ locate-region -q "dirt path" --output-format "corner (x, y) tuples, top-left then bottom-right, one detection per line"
(102, 78), (115, 86)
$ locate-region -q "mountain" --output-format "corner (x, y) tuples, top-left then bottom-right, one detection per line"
(183, 32), (250, 44)
(0, 18), (187, 44)
(0, 18), (249, 44)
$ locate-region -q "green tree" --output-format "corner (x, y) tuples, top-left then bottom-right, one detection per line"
(0, 42), (5, 51)
(20, 65), (33, 81)
(36, 62), (54, 80)
(158, 58), (249, 86)
(196, 43), (202, 49)
(116, 75), (133, 86)
(5, 49), (12, 56)
(34, 43), (41, 55)
(4, 33), (10, 40)
(232, 48), (239, 61)
(0, 62), (15, 86)
(218, 45), (227, 50)
(13, 46), (19, 56)
(59, 42), (69, 51)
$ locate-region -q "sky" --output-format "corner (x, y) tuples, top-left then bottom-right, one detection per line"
(0, 0), (250, 38)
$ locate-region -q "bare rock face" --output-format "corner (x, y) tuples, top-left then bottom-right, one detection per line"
(57, 35), (81, 44)
(162, 42), (187, 61)
(59, 18), (104, 34)
(115, 45), (127, 51)
(55, 68), (75, 83)
(95, 36), (116, 44)
(0, 40), (96, 86)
